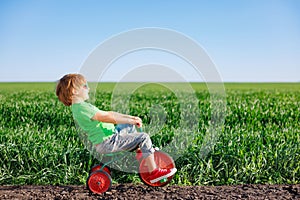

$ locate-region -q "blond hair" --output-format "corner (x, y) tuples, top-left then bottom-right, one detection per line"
(56, 74), (86, 106)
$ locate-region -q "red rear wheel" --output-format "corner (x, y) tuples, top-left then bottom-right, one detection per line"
(87, 170), (112, 194)
(139, 151), (175, 187)
(89, 163), (111, 175)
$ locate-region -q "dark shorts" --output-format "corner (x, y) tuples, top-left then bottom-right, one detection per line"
(95, 124), (154, 158)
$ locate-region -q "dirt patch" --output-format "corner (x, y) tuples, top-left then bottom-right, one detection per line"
(0, 184), (299, 199)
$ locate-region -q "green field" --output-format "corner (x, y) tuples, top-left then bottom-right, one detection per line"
(0, 82), (299, 185)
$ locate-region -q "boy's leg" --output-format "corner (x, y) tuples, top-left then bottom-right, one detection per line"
(115, 124), (137, 134)
(95, 125), (177, 182)
(96, 124), (156, 171)
(116, 125), (157, 172)
(143, 153), (156, 172)
(95, 125), (153, 155)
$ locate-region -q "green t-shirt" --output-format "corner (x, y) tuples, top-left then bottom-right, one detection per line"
(71, 101), (115, 145)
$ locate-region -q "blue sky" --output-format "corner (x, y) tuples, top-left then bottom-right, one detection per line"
(0, 0), (299, 82)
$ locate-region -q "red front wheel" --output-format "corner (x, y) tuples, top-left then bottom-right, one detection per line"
(139, 151), (175, 187)
(87, 170), (112, 194)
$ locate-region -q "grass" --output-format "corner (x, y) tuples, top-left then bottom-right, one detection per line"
(0, 82), (299, 185)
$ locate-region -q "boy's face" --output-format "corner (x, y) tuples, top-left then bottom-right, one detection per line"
(74, 82), (90, 101)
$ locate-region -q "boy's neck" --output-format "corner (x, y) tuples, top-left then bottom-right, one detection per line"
(72, 97), (85, 104)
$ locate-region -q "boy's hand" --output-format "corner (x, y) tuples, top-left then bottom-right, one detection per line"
(132, 116), (142, 128)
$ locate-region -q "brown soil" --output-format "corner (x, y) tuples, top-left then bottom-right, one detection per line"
(0, 184), (300, 200)
(0, 184), (299, 200)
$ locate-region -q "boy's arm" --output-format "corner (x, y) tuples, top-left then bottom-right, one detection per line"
(92, 110), (143, 127)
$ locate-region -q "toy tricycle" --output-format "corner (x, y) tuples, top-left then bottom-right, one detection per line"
(86, 148), (176, 194)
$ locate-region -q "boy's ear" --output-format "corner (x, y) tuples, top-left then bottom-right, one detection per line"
(72, 88), (79, 95)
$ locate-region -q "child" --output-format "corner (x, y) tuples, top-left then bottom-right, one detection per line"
(56, 73), (177, 183)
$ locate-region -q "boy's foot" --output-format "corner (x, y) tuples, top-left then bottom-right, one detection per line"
(149, 168), (177, 183)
